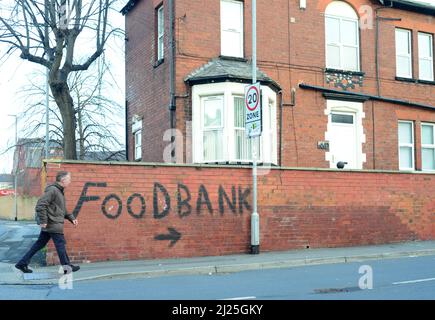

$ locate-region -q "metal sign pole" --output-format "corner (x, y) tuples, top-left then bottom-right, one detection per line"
(251, 0), (259, 254)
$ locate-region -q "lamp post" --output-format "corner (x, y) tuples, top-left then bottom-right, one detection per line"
(250, 0), (260, 254)
(8, 114), (18, 221)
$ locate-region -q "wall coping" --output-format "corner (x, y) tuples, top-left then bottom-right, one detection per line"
(43, 159), (435, 176)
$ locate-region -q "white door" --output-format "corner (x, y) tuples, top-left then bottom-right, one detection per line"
(329, 112), (358, 169)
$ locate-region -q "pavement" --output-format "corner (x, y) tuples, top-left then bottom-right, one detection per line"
(0, 220), (45, 266)
(1, 239), (435, 286)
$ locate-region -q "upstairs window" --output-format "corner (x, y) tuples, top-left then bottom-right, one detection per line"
(395, 29), (413, 78)
(221, 0), (244, 58)
(418, 33), (434, 81)
(156, 5), (164, 61)
(325, 1), (360, 72)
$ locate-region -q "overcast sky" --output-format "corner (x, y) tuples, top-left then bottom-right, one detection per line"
(0, 2), (126, 174)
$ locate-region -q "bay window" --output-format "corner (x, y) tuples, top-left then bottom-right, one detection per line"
(192, 82), (277, 164)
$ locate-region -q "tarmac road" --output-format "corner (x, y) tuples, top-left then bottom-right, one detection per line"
(0, 220), (45, 266)
(1, 254), (434, 300)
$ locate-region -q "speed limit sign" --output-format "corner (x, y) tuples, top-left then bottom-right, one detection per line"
(245, 83), (262, 138)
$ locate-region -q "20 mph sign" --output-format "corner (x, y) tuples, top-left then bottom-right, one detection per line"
(245, 83), (262, 138)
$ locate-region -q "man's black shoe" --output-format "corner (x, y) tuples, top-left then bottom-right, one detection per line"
(64, 265), (80, 274)
(15, 264), (33, 273)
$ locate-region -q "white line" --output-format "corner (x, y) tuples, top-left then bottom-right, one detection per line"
(393, 277), (435, 285)
(219, 296), (256, 300)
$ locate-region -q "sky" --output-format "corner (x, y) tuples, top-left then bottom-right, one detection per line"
(0, 1), (127, 174)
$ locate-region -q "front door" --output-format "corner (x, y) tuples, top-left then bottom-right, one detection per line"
(329, 112), (358, 169)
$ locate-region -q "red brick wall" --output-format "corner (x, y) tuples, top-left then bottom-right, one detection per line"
(45, 161), (435, 264)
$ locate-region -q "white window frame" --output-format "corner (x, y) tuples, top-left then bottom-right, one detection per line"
(395, 28), (413, 78)
(421, 122), (435, 172)
(192, 82), (277, 165)
(157, 5), (164, 61)
(418, 32), (434, 81)
(201, 95), (225, 162)
(325, 2), (360, 72)
(398, 121), (415, 171)
(134, 129), (142, 161)
(234, 95), (251, 162)
(220, 0), (244, 58)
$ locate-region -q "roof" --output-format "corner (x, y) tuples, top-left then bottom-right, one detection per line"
(17, 138), (61, 149)
(82, 151), (126, 161)
(121, 0), (139, 15)
(0, 174), (14, 183)
(184, 57), (281, 91)
(377, 0), (435, 14)
(121, 0), (435, 16)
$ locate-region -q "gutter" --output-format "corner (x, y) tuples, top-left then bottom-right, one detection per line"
(377, 0), (435, 14)
(186, 75), (282, 93)
(299, 83), (435, 110)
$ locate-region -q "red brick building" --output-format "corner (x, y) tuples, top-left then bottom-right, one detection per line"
(122, 0), (435, 171)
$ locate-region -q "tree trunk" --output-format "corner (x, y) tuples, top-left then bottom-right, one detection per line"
(77, 105), (85, 160)
(50, 81), (77, 160)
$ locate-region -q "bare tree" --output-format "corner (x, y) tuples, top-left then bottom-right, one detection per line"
(0, 0), (122, 159)
(16, 56), (124, 160)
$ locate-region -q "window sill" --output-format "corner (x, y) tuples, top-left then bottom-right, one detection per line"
(218, 55), (247, 62)
(417, 79), (435, 85)
(153, 59), (164, 68)
(395, 77), (435, 85)
(200, 161), (279, 166)
(325, 68), (365, 77)
(395, 77), (416, 83)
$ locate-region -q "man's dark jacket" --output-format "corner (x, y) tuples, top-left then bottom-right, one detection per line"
(35, 182), (75, 234)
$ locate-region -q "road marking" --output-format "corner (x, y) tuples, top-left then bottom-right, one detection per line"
(219, 296), (256, 300)
(393, 277), (435, 285)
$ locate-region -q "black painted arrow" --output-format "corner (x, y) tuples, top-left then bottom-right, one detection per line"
(154, 227), (181, 247)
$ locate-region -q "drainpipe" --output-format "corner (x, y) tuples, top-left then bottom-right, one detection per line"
(168, 0), (176, 163)
(125, 100), (129, 161)
(278, 91), (283, 167)
(375, 4), (400, 96)
(375, 3), (401, 170)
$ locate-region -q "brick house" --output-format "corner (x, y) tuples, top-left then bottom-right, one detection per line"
(122, 0), (434, 171)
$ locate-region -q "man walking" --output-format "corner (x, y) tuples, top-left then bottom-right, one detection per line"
(15, 171), (80, 274)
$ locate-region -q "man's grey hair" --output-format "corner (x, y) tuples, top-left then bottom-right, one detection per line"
(56, 171), (70, 182)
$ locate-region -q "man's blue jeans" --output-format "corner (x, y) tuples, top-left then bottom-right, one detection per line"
(17, 231), (70, 266)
